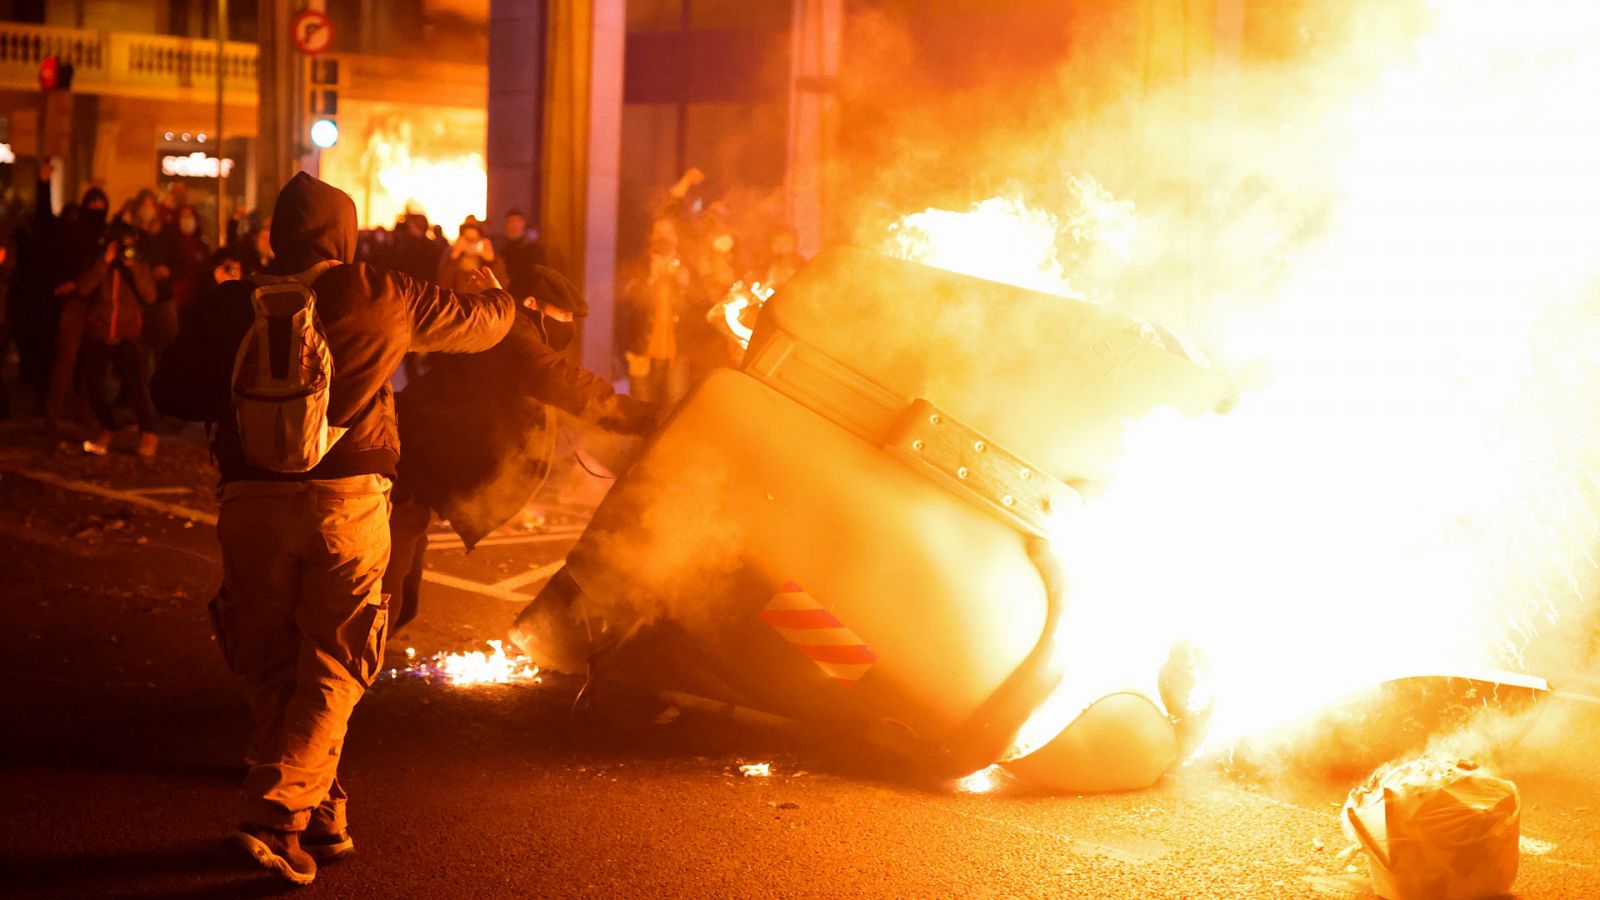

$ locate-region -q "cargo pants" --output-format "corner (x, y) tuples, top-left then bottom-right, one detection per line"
(212, 474), (392, 834)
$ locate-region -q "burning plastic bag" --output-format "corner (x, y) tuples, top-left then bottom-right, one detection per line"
(1340, 757), (1520, 900)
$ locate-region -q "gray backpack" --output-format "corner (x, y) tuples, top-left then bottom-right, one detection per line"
(231, 261), (346, 472)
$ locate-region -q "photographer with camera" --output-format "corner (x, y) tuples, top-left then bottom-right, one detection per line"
(435, 218), (507, 294)
(75, 223), (159, 457)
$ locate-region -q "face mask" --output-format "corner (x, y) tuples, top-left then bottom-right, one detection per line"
(538, 313), (576, 352)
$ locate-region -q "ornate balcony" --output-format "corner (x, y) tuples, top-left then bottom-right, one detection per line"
(0, 21), (485, 108)
(0, 21), (258, 103)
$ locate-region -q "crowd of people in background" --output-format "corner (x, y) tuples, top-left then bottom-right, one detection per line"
(618, 167), (806, 405)
(0, 164), (808, 457)
(0, 170), (279, 457)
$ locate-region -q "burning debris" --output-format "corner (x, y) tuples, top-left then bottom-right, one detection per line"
(709, 281), (775, 352)
(872, 0), (1600, 772)
(511, 246), (1227, 791)
(381, 640), (542, 686)
(511, 0), (1598, 796)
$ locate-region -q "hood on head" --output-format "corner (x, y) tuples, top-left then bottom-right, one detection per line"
(80, 186), (110, 225)
(269, 172), (357, 273)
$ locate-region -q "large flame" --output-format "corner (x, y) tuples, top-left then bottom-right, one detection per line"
(890, 1), (1600, 760)
(362, 120), (488, 234)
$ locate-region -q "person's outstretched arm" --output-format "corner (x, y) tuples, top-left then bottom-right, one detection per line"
(387, 265), (516, 354)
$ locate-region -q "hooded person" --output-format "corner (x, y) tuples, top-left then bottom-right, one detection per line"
(389, 211), (442, 284)
(385, 264), (656, 633)
(40, 181), (112, 427)
(151, 172), (516, 886)
(0, 226), (14, 419)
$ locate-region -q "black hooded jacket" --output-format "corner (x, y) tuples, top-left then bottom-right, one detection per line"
(152, 172), (516, 482)
(395, 307), (655, 547)
(40, 183), (110, 285)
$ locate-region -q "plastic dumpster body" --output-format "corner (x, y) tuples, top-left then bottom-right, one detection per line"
(513, 247), (1233, 781)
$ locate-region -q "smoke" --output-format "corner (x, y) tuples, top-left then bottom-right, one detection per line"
(566, 447), (750, 633)
(836, 0), (1600, 753)
(539, 0), (1600, 768)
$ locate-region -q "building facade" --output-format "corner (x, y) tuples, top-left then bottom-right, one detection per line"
(0, 0), (492, 237)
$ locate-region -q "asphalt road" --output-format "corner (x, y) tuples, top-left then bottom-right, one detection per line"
(2, 421), (1598, 899)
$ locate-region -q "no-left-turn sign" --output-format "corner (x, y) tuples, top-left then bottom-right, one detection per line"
(291, 9), (334, 56)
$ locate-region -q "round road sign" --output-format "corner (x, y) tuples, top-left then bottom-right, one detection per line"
(291, 9), (334, 57)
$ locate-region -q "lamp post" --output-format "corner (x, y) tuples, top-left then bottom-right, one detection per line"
(216, 0), (229, 248)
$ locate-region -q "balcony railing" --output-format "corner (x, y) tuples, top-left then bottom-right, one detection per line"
(0, 22), (107, 74)
(0, 20), (486, 108)
(0, 21), (257, 100)
(121, 31), (259, 90)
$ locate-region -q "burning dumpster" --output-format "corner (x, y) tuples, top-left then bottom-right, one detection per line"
(512, 247), (1233, 784)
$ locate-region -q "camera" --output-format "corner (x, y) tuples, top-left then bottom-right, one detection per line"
(102, 222), (140, 263)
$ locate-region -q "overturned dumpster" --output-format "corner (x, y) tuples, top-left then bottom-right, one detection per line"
(512, 247), (1234, 787)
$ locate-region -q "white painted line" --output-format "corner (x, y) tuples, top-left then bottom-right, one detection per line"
(428, 522), (592, 534)
(13, 468), (218, 524)
(657, 690), (798, 731)
(127, 486), (195, 497)
(429, 531), (586, 550)
(490, 559), (567, 592)
(4, 466), (536, 605)
(418, 568), (537, 603)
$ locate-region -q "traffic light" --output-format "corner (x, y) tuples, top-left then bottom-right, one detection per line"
(38, 55), (75, 91)
(308, 58), (339, 148)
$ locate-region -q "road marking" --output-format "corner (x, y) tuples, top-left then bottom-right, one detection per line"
(3, 466), (538, 605)
(429, 530), (586, 550)
(490, 560), (567, 591)
(657, 690), (799, 731)
(420, 569), (540, 603)
(127, 486), (195, 497)
(11, 468), (218, 524)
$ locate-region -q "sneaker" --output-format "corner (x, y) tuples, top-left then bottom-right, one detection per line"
(302, 828), (356, 862)
(137, 432), (159, 458)
(81, 432), (113, 456)
(230, 824), (317, 886)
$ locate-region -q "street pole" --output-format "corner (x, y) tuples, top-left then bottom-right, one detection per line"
(217, 0), (229, 249)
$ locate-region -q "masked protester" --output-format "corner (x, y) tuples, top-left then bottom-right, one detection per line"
(75, 224), (159, 456)
(150, 173), (515, 886)
(40, 178), (112, 427)
(388, 212), (442, 284)
(0, 230), (14, 419)
(386, 265), (656, 633)
(142, 202), (208, 353)
(161, 204), (212, 313)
